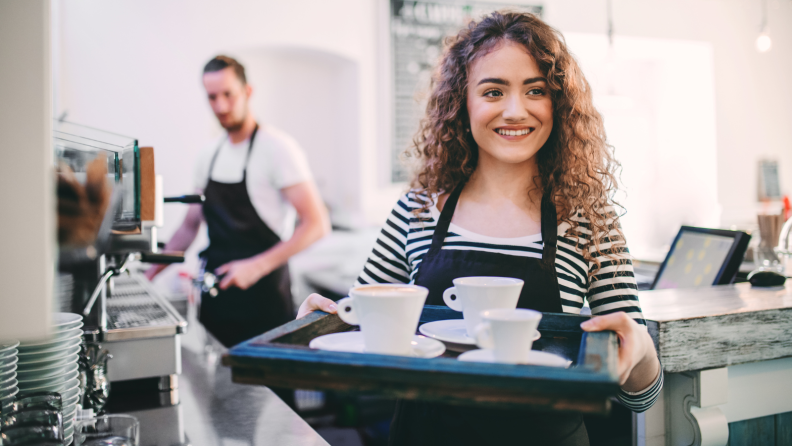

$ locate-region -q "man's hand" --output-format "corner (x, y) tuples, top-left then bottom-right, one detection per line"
(216, 255), (275, 291)
(297, 294), (337, 319)
(580, 312), (660, 391)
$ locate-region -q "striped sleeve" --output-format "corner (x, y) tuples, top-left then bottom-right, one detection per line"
(583, 208), (645, 325)
(355, 195), (414, 286)
(582, 207), (661, 411)
(617, 366), (664, 413)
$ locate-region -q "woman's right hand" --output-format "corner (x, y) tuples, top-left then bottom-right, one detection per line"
(297, 293), (338, 319)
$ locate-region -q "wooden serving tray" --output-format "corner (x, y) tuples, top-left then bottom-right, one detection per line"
(223, 306), (619, 414)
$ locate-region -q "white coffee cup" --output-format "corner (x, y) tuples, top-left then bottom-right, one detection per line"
(442, 277), (524, 338)
(336, 284), (428, 356)
(474, 308), (542, 363)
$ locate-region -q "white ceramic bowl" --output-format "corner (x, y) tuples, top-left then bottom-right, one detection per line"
(17, 351), (78, 370)
(18, 371), (79, 394)
(0, 368), (16, 382)
(0, 380), (18, 398)
(18, 333), (82, 355)
(0, 356), (19, 374)
(52, 313), (83, 330)
(61, 384), (80, 401)
(18, 328), (83, 349)
(16, 344), (81, 365)
(0, 341), (19, 356)
(18, 362), (78, 385)
(17, 360), (77, 381)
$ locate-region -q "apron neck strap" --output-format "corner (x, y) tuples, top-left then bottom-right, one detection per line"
(241, 123), (260, 179)
(427, 180), (559, 265)
(425, 182), (465, 259)
(207, 123), (260, 181)
(540, 187), (558, 267)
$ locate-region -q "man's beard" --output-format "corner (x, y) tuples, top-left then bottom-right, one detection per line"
(220, 112), (247, 132)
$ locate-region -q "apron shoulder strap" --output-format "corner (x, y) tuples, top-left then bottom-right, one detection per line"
(241, 124), (260, 179)
(540, 188), (559, 267)
(426, 182), (465, 259)
(207, 124), (261, 183)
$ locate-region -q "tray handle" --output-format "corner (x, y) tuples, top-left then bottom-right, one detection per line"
(577, 330), (618, 378)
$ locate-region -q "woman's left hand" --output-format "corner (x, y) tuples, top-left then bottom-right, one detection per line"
(580, 312), (660, 391)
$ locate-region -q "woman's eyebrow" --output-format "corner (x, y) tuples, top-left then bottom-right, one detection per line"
(476, 76), (547, 86)
(523, 77), (547, 85)
(477, 77), (508, 86)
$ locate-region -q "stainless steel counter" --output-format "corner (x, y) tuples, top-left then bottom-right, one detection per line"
(110, 307), (329, 446)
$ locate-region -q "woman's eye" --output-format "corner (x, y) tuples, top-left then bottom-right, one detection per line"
(527, 88), (545, 96)
(483, 89), (502, 98)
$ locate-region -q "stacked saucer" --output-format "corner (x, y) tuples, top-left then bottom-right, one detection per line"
(16, 313), (83, 445)
(0, 340), (19, 415)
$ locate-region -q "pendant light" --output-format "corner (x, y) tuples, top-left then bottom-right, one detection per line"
(756, 0), (772, 53)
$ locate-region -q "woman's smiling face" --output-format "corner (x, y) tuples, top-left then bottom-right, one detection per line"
(466, 40), (553, 167)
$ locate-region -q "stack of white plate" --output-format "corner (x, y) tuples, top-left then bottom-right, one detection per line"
(16, 313), (83, 445)
(0, 340), (19, 415)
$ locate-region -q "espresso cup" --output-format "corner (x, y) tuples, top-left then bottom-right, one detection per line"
(336, 284), (428, 356)
(442, 277), (524, 338)
(474, 308), (542, 363)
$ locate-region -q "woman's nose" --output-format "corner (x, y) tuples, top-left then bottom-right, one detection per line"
(502, 94), (528, 121)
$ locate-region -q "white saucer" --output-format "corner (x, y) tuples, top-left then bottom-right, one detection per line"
(419, 319), (541, 345)
(309, 332), (446, 358)
(458, 349), (572, 367)
(419, 320), (476, 345)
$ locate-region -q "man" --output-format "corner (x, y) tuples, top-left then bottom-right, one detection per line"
(147, 55), (330, 348)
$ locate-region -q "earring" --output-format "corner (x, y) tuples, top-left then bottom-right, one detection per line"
(466, 127), (471, 133)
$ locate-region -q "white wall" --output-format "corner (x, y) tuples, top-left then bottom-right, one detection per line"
(55, 0), (391, 242)
(544, 0), (792, 230)
(564, 33), (721, 259)
(56, 0), (792, 256)
(0, 0), (53, 340)
(240, 47), (362, 218)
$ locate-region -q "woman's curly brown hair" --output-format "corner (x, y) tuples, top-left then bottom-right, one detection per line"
(408, 11), (625, 274)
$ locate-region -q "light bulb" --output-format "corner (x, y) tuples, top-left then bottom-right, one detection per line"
(756, 32), (772, 52)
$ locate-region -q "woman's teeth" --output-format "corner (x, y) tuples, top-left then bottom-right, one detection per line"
(496, 128), (532, 136)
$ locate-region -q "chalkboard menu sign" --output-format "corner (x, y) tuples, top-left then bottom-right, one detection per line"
(389, 0), (543, 182)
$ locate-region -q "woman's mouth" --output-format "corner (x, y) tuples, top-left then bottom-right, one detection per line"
(494, 127), (534, 140)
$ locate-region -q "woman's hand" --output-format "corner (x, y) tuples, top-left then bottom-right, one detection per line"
(580, 312), (660, 392)
(297, 293), (338, 319)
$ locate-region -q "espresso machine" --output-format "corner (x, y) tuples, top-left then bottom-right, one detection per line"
(55, 121), (188, 392)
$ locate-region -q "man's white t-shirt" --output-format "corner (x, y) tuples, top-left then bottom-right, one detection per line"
(194, 125), (313, 240)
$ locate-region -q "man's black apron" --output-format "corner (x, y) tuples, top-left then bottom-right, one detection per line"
(389, 182), (590, 446)
(199, 125), (294, 348)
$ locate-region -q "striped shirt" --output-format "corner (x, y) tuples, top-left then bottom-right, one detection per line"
(355, 191), (662, 412)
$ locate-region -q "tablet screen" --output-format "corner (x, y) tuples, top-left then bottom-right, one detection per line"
(654, 231), (736, 290)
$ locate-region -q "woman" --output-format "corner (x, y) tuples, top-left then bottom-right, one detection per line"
(300, 11), (661, 445)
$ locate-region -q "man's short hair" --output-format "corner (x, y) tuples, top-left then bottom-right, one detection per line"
(203, 55), (247, 85)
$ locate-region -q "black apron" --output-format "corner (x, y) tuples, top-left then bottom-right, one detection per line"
(389, 182), (589, 446)
(199, 125), (294, 348)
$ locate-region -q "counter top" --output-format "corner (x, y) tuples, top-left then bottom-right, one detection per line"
(109, 309), (329, 446)
(639, 282), (792, 373)
(640, 282), (792, 322)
